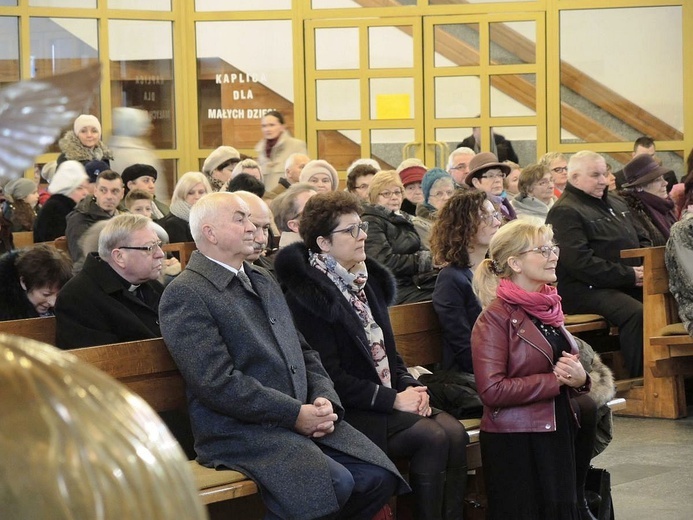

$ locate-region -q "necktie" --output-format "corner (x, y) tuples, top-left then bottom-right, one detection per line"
(236, 270), (257, 296)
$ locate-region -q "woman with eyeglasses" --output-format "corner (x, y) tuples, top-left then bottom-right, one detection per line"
(466, 153), (517, 224)
(361, 170), (438, 304)
(275, 190), (469, 520)
(511, 163), (557, 224)
(472, 220), (598, 520)
(430, 190), (501, 374)
(416, 168), (455, 223)
(540, 152), (569, 198)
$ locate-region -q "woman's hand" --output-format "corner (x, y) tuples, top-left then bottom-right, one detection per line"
(394, 386), (432, 416)
(554, 351), (588, 388)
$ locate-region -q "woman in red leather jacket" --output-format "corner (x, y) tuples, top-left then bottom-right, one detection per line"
(471, 220), (598, 520)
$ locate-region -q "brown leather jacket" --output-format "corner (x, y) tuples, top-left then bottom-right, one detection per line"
(471, 298), (591, 433)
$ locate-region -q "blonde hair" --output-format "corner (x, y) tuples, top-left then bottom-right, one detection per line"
(171, 172), (212, 205)
(473, 220), (554, 308)
(368, 170), (404, 204)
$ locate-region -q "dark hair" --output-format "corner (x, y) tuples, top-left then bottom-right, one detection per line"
(96, 170), (122, 184)
(16, 244), (72, 291)
(633, 136), (655, 152)
(299, 191), (361, 253)
(227, 173), (265, 198)
(518, 163), (548, 197)
(430, 190), (487, 267)
(264, 110), (285, 125)
(217, 157), (241, 172)
(346, 164), (378, 192)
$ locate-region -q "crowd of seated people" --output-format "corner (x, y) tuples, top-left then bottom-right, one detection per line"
(7, 108), (693, 520)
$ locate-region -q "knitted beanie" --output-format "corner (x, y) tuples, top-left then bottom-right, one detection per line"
(421, 168), (452, 204)
(4, 178), (36, 202)
(399, 165), (427, 187)
(48, 160), (89, 196)
(299, 160), (339, 191)
(73, 114), (101, 135)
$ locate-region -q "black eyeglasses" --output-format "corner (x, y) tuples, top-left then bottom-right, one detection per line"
(119, 240), (163, 254)
(330, 221), (368, 238)
(518, 245), (559, 259)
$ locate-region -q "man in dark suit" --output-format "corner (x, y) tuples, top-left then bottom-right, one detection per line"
(55, 213), (164, 349)
(159, 192), (404, 520)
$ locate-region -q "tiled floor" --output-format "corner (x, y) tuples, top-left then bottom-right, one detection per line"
(592, 408), (693, 519)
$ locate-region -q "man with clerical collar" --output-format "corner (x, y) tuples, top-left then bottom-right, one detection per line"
(56, 213), (165, 349)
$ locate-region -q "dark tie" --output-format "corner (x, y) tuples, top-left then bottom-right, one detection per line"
(236, 270), (257, 296)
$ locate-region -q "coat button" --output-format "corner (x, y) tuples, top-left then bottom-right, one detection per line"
(269, 317), (277, 324)
(545, 424), (551, 430)
(511, 319), (517, 324)
(290, 365), (297, 374)
(520, 329), (525, 333)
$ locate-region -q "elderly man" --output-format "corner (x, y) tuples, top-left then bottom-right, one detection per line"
(264, 152), (309, 201)
(447, 146), (475, 189)
(270, 182), (318, 248)
(159, 192), (403, 520)
(65, 169), (124, 272)
(546, 150), (648, 377)
(234, 190), (275, 275)
(55, 213), (165, 349)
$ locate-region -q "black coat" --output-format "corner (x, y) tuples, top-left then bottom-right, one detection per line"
(0, 251), (39, 321)
(457, 133), (519, 164)
(55, 253), (163, 349)
(275, 242), (422, 451)
(159, 213), (193, 244)
(546, 183), (650, 304)
(33, 194), (76, 243)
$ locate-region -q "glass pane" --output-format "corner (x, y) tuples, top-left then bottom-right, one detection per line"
(317, 79), (360, 121)
(159, 159), (176, 202)
(370, 128), (415, 171)
(30, 17), (100, 152)
(109, 0), (171, 10)
(196, 20), (294, 149)
(196, 0), (290, 11)
(312, 0), (412, 9)
(110, 20), (175, 149)
(30, 0), (95, 6)
(317, 129), (361, 173)
(433, 23), (479, 67)
(436, 127), (475, 169)
(315, 28), (359, 71)
(369, 77), (414, 120)
(0, 17), (20, 88)
(434, 76), (480, 118)
(429, 0), (526, 4)
(0, 0), (17, 5)
(560, 6), (683, 144)
(490, 21), (535, 65)
(369, 26), (413, 69)
(490, 74), (536, 117)
(491, 126), (536, 166)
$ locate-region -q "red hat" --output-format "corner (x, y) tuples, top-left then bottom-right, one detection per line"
(399, 166), (426, 186)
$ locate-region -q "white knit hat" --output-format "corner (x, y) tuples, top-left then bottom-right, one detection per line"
(202, 146), (241, 174)
(299, 160), (339, 191)
(112, 107), (151, 137)
(49, 160), (89, 196)
(73, 114), (101, 135)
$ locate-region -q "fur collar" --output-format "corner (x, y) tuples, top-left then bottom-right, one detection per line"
(274, 242), (396, 324)
(59, 131), (113, 162)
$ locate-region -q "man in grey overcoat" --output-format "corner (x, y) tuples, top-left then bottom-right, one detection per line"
(159, 192), (405, 519)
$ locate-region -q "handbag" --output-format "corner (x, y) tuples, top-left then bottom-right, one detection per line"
(585, 466), (615, 520)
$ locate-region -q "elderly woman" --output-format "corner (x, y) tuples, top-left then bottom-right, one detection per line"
(0, 244), (72, 321)
(540, 151), (569, 198)
(416, 168), (455, 222)
(466, 152), (516, 223)
(201, 146), (241, 192)
(159, 172), (212, 244)
(398, 163), (426, 216)
(4, 178), (39, 232)
(33, 161), (90, 242)
(511, 163), (556, 224)
(472, 220), (598, 520)
(57, 114), (113, 167)
(361, 170), (437, 304)
(620, 154), (677, 246)
(299, 159), (339, 193)
(275, 190), (469, 520)
(255, 111), (308, 190)
(430, 190), (500, 373)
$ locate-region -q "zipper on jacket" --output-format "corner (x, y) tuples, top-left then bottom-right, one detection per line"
(516, 330), (554, 367)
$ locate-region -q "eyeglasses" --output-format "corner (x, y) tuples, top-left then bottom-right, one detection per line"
(518, 245), (560, 259)
(379, 189), (403, 199)
(481, 170), (504, 179)
(450, 164), (468, 171)
(480, 211), (501, 225)
(430, 189), (455, 199)
(355, 184), (370, 191)
(119, 240), (163, 254)
(330, 221), (368, 239)
(551, 166), (568, 174)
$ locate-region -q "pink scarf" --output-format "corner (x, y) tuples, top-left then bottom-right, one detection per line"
(496, 278), (564, 327)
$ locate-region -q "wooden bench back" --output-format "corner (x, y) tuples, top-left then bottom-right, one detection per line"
(0, 316), (57, 345)
(12, 231), (33, 249)
(162, 241), (197, 269)
(70, 338), (187, 412)
(389, 301), (443, 367)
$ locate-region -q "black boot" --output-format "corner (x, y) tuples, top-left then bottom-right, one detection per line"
(409, 471), (446, 520)
(443, 466), (467, 520)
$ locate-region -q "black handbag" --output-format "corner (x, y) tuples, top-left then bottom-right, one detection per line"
(585, 466), (615, 520)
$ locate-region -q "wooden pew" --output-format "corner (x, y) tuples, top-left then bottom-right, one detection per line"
(0, 316), (57, 345)
(621, 246), (693, 418)
(11, 231), (34, 249)
(162, 241), (197, 269)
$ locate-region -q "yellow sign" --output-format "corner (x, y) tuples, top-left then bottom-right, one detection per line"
(376, 94), (411, 119)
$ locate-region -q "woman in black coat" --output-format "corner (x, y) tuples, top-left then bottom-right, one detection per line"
(275, 190), (468, 520)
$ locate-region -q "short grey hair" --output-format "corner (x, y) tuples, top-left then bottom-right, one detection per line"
(98, 214), (155, 260)
(396, 157), (425, 173)
(189, 192), (242, 245)
(231, 158), (261, 179)
(347, 158), (381, 175)
(270, 182), (317, 232)
(539, 152), (567, 169)
(568, 150), (604, 178)
(285, 153), (307, 172)
(447, 147), (475, 170)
